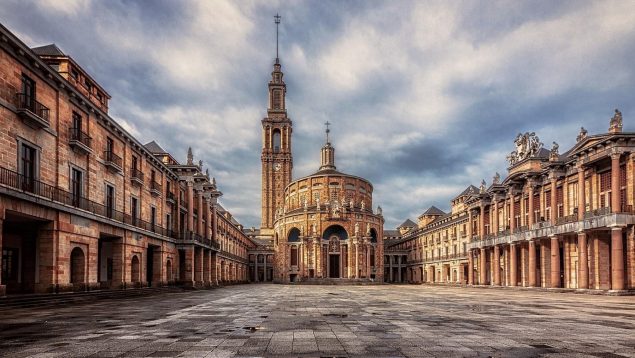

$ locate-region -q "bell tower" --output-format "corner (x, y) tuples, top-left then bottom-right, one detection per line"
(261, 14), (293, 238)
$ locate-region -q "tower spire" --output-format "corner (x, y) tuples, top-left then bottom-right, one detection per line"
(325, 121), (331, 143)
(274, 13), (281, 64)
(319, 121), (336, 171)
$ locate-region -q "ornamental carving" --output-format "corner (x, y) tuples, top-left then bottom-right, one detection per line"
(609, 109), (622, 132)
(507, 132), (543, 166)
(549, 141), (559, 162)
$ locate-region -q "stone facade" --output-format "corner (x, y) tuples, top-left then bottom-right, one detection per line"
(258, 59), (384, 283)
(387, 116), (635, 292)
(0, 24), (254, 296)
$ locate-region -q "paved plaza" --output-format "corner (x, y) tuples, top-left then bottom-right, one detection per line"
(0, 285), (633, 358)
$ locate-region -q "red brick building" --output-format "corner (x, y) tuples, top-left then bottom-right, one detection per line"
(0, 23), (254, 296)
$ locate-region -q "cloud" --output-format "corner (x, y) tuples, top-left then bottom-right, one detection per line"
(1, 0), (634, 229)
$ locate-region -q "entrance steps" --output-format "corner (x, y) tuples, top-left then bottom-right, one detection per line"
(297, 278), (381, 285)
(0, 286), (187, 310)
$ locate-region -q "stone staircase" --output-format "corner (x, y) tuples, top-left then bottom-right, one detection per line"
(0, 286), (187, 311)
(298, 278), (381, 285)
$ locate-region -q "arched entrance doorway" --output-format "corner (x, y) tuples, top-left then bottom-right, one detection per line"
(70, 247), (85, 285)
(322, 225), (348, 278)
(166, 260), (172, 283)
(131, 255), (140, 283)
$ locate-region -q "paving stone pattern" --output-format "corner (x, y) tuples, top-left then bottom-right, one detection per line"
(0, 285), (634, 357)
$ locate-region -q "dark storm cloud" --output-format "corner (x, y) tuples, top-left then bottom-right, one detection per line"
(2, 0), (634, 229)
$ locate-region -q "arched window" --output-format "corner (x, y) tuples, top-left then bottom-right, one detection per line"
(131, 255), (140, 283)
(288, 227), (301, 242)
(70, 247), (85, 284)
(273, 129), (281, 153)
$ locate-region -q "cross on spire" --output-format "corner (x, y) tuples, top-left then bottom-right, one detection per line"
(274, 13), (281, 64)
(325, 121), (331, 143)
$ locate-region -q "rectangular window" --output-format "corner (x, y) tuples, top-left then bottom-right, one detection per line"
(132, 156), (138, 170)
(71, 168), (83, 207)
(290, 246), (298, 266)
(166, 213), (172, 231)
(20, 143), (37, 192)
(131, 197), (138, 224)
(106, 137), (114, 153)
(151, 206), (156, 229)
(21, 74), (36, 109)
(106, 184), (115, 218)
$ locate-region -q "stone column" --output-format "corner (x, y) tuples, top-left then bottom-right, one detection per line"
(468, 250), (474, 285)
(480, 248), (487, 285)
(550, 236), (560, 288)
(550, 178), (557, 224)
(493, 245), (501, 285)
(389, 257), (393, 282)
(510, 243), (517, 287)
(578, 231), (588, 289)
(183, 246), (195, 286)
(195, 247), (204, 285)
(203, 249), (210, 285)
(254, 257), (258, 282)
(0, 219), (4, 296)
(479, 204), (485, 239)
(611, 227), (624, 290)
(263, 255), (267, 282)
(493, 198), (499, 234)
(468, 210), (473, 239)
(528, 182), (535, 226)
(578, 165), (586, 220)
(187, 181), (194, 232)
(197, 191), (203, 235)
(528, 240), (537, 287)
(355, 241), (359, 278)
(509, 193), (516, 232)
(611, 153), (621, 212)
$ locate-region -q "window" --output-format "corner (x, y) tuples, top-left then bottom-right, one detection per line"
(71, 168), (83, 207)
(272, 89), (282, 109)
(600, 171), (611, 208)
(21, 74), (36, 109)
(70, 68), (79, 80)
(290, 246), (298, 266)
(106, 184), (115, 218)
(166, 213), (172, 231)
(131, 156), (138, 170)
(20, 143), (37, 192)
(106, 137), (114, 153)
(2, 248), (19, 282)
(151, 206), (156, 230)
(131, 197), (139, 224)
(568, 182), (578, 216)
(272, 129), (281, 153)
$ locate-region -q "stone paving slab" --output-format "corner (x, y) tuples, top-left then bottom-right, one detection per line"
(0, 285), (634, 357)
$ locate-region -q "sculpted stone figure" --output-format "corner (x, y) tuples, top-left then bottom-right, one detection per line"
(377, 206), (382, 215)
(350, 199), (354, 209)
(549, 141), (559, 162)
(493, 172), (500, 185)
(577, 127), (588, 142)
(303, 197), (308, 210)
(366, 223), (371, 235)
(508, 132), (543, 165)
(312, 222), (317, 235)
(355, 222), (360, 235)
(480, 179), (486, 193)
(609, 109), (623, 132)
(315, 197), (320, 210)
(361, 200), (365, 211)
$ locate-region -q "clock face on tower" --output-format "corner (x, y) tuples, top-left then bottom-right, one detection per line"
(274, 163), (282, 171)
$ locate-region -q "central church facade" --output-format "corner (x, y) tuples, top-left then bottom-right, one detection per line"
(259, 57), (384, 284)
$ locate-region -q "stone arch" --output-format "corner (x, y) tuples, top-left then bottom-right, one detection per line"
(288, 227), (301, 242)
(131, 255), (140, 283)
(70, 247), (85, 284)
(370, 228), (378, 243)
(166, 259), (173, 282)
(273, 128), (281, 152)
(322, 224), (348, 241)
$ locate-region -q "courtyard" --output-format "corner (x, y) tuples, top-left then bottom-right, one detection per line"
(0, 285), (633, 358)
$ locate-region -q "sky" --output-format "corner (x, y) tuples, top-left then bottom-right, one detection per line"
(2, 0), (634, 229)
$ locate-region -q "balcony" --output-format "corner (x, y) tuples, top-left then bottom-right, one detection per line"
(150, 181), (162, 196)
(130, 167), (144, 186)
(15, 93), (50, 129)
(166, 191), (176, 205)
(68, 128), (92, 154)
(103, 151), (122, 173)
(0, 165), (169, 237)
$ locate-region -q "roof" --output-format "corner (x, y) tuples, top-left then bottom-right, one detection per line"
(383, 230), (401, 238)
(31, 44), (65, 56)
(398, 219), (417, 228)
(421, 205), (445, 216)
(144, 141), (167, 154)
(454, 185), (479, 199)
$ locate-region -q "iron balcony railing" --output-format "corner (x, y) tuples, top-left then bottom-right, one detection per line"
(151, 180), (162, 194)
(0, 165), (171, 236)
(556, 214), (577, 225)
(69, 127), (92, 148)
(166, 191), (176, 204)
(103, 150), (123, 168)
(130, 167), (144, 182)
(583, 207), (611, 219)
(15, 93), (50, 123)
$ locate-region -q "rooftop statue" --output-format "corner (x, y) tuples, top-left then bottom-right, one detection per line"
(507, 132), (543, 166)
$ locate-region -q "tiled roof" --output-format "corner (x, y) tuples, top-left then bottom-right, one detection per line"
(31, 44), (65, 56)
